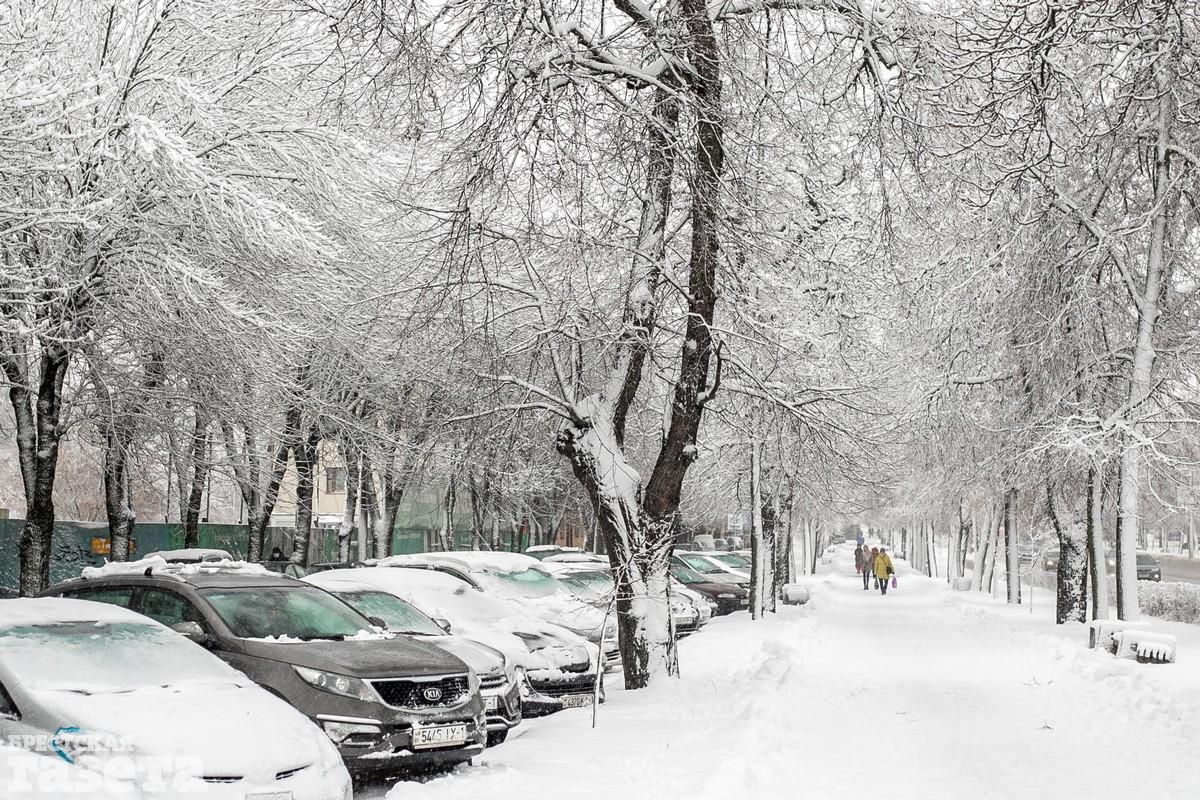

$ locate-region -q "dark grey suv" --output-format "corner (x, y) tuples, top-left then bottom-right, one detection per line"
(40, 566), (486, 775)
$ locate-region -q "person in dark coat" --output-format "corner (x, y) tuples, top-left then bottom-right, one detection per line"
(268, 546), (285, 561)
(862, 546), (877, 590)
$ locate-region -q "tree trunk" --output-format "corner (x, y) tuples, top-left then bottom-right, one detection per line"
(14, 348), (70, 595)
(1004, 488), (1021, 604)
(1087, 467), (1108, 620)
(181, 410), (210, 549)
(293, 427), (320, 566)
(749, 441), (765, 619)
(337, 445), (360, 563)
(1117, 37), (1175, 619)
(1046, 481), (1088, 624)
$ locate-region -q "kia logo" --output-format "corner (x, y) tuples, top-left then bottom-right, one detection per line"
(422, 687), (443, 702)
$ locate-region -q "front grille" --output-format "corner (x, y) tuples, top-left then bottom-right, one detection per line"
(372, 674), (470, 708)
(480, 674), (505, 690)
(533, 678), (596, 698)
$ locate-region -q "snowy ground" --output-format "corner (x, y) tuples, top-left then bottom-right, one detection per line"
(360, 543), (1198, 800)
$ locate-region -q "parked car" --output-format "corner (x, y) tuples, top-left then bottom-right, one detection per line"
(381, 552), (620, 668)
(307, 575), (522, 745)
(39, 560), (487, 776)
(143, 547), (234, 563)
(307, 560), (371, 573)
(523, 546), (582, 561)
(543, 563), (703, 636)
(1137, 552), (1162, 581)
(0, 597), (353, 799)
(259, 559), (310, 579)
(673, 552), (750, 584)
(668, 560), (749, 615)
(541, 551), (608, 566)
(706, 551), (752, 573)
(309, 567), (603, 716)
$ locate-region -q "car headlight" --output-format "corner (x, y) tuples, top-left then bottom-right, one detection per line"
(717, 593), (735, 599)
(295, 666), (376, 702)
(515, 668), (531, 698)
(319, 719), (382, 745)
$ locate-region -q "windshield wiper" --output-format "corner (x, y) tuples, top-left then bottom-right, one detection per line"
(297, 634), (347, 641)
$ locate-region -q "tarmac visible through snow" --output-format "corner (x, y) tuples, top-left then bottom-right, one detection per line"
(359, 543), (1198, 800)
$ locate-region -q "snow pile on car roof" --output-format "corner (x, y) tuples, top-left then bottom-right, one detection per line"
(81, 556), (273, 580)
(0, 597), (151, 628)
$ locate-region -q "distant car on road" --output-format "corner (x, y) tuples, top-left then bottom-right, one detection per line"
(1137, 553), (1162, 581)
(0, 597), (352, 799)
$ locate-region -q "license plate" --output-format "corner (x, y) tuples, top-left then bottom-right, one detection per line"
(485, 696), (499, 711)
(411, 724), (468, 749)
(247, 794), (293, 800)
(561, 693), (593, 709)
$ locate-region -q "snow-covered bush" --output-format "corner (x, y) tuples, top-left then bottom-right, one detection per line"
(1139, 582), (1200, 625)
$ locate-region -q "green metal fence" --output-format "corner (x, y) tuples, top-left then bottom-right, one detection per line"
(0, 511), (526, 593)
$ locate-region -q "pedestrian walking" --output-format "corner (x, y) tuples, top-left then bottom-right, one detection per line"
(874, 547), (895, 596)
(854, 544), (864, 574)
(864, 546), (877, 590)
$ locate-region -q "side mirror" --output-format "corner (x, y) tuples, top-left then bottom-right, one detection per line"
(433, 617), (452, 634)
(367, 615), (389, 630)
(171, 621), (212, 648)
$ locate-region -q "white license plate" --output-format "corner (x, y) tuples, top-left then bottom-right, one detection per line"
(485, 696), (499, 711)
(561, 693), (593, 709)
(247, 794), (293, 800)
(411, 724), (468, 749)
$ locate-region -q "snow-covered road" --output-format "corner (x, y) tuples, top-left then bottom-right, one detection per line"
(362, 544), (1198, 800)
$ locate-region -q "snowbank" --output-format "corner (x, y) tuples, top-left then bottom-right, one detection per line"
(1139, 581), (1200, 624)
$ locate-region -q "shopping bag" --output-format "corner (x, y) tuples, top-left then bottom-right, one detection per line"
(891, 576), (898, 589)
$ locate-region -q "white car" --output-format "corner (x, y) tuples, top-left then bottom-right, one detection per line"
(303, 575), (523, 745)
(306, 567), (603, 715)
(0, 598), (351, 800)
(381, 552), (620, 666)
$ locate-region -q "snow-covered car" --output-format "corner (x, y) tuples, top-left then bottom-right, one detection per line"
(305, 575), (522, 745)
(0, 598), (352, 800)
(544, 563), (705, 636)
(523, 545), (582, 560)
(39, 560), (487, 776)
(541, 551), (608, 566)
(381, 552), (620, 667)
(669, 560), (749, 615)
(675, 552), (751, 582)
(309, 567), (603, 715)
(143, 548), (234, 563)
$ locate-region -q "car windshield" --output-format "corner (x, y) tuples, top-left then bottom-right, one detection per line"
(558, 571), (613, 601)
(477, 567), (564, 599)
(712, 554), (749, 569)
(201, 585), (375, 640)
(679, 554), (728, 575)
(1137, 554), (1156, 565)
(0, 621), (238, 693)
(334, 590), (444, 636)
(670, 562), (707, 585)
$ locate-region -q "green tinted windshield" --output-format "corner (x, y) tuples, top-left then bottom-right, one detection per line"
(202, 586), (373, 640)
(479, 567), (562, 599)
(670, 562), (706, 584)
(335, 590), (443, 635)
(679, 554), (726, 574)
(713, 554), (750, 569)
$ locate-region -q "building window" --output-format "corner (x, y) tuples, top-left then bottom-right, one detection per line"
(325, 467), (347, 494)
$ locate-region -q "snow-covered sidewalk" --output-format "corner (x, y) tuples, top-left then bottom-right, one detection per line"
(367, 544), (1198, 800)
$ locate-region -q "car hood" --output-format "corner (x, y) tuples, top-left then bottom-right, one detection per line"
(409, 633), (505, 677)
(238, 634), (469, 678)
(689, 582), (748, 597)
(31, 682), (331, 781)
